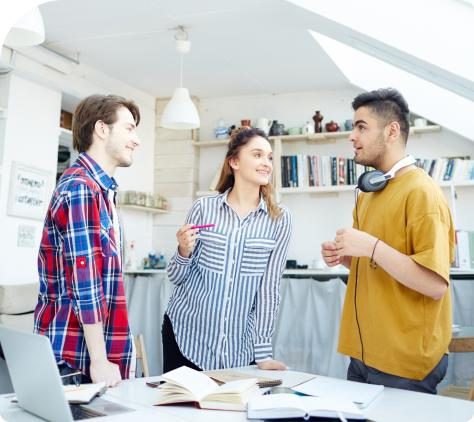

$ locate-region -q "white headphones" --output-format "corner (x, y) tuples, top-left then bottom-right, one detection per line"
(357, 155), (416, 192)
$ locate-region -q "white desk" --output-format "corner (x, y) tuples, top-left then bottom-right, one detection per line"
(3, 367), (472, 422)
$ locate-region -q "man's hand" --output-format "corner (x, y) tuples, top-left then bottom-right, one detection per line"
(256, 359), (287, 370)
(321, 241), (341, 267)
(335, 228), (377, 258)
(89, 359), (122, 387)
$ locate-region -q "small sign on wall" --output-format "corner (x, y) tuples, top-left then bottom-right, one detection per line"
(17, 225), (36, 248)
(7, 162), (52, 220)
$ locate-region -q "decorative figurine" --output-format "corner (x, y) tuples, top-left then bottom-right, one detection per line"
(313, 110), (323, 133)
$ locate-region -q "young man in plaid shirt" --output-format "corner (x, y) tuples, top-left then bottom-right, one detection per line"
(34, 95), (141, 387)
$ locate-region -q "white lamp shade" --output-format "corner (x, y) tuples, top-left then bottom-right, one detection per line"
(5, 7), (45, 47)
(160, 88), (200, 129)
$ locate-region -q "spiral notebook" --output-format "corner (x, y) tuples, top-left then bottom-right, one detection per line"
(204, 370), (282, 388)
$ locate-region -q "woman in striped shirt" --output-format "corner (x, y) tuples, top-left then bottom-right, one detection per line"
(163, 127), (293, 372)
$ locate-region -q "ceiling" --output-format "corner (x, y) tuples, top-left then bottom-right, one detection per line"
(39, 0), (350, 99)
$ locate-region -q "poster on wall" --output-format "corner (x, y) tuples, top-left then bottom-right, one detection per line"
(17, 224), (36, 247)
(7, 162), (52, 220)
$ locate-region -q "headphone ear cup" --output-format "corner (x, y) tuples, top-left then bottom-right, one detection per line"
(357, 170), (387, 192)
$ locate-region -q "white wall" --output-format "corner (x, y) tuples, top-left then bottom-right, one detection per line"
(198, 89), (474, 266)
(0, 75), (61, 284)
(0, 46), (156, 284)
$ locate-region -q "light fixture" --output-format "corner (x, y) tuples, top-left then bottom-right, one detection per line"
(160, 26), (200, 130)
(5, 6), (45, 48)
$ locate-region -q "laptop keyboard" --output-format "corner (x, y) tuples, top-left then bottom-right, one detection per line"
(70, 404), (105, 420)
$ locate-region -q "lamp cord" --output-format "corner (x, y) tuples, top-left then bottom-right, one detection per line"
(179, 53), (183, 88)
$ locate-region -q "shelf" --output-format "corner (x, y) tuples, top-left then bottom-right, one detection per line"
(279, 185), (357, 194)
(193, 125), (441, 148)
(124, 269), (167, 275)
(408, 125), (441, 135)
(284, 268), (349, 276)
(283, 268), (473, 277)
(279, 180), (474, 194)
(118, 204), (167, 214)
(439, 180), (474, 188)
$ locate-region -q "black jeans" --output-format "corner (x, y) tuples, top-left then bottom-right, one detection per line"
(162, 314), (258, 373)
(347, 354), (448, 394)
(162, 314), (202, 373)
(58, 363), (92, 386)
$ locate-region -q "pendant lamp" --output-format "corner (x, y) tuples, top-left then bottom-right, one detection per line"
(161, 26), (200, 130)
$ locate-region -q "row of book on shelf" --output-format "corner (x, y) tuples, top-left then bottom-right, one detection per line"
(280, 155), (474, 188)
(455, 230), (474, 270)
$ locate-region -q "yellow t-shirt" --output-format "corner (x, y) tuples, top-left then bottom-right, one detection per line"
(338, 167), (455, 380)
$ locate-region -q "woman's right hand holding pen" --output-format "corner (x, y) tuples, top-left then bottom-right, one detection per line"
(177, 224), (198, 258)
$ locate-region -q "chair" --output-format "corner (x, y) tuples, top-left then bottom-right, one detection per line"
(134, 334), (150, 378)
(440, 327), (474, 401)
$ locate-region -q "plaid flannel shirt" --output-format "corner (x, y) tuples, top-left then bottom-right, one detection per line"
(34, 153), (133, 378)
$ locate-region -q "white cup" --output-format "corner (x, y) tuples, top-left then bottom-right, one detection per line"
(414, 118), (427, 127)
(312, 259), (326, 270)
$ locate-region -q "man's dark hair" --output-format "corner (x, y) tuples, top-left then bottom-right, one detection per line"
(352, 88), (410, 143)
(72, 94), (140, 153)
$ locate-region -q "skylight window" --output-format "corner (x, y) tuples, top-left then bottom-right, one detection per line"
(287, 0), (474, 92)
(310, 31), (474, 140)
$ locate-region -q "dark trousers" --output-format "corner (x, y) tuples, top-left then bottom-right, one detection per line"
(347, 354), (448, 394)
(162, 314), (202, 373)
(58, 363), (92, 386)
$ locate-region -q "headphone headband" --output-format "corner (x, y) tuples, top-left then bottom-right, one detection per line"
(369, 155), (416, 184)
(357, 155), (416, 193)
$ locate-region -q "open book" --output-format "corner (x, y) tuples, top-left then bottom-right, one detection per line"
(63, 382), (107, 404)
(248, 394), (365, 420)
(292, 376), (384, 408)
(247, 394), (365, 420)
(155, 366), (259, 411)
(204, 369), (282, 388)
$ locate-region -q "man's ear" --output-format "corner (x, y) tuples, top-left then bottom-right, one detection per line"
(94, 120), (109, 140)
(386, 121), (401, 144)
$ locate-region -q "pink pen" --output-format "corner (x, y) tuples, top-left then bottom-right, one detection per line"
(191, 224), (215, 230)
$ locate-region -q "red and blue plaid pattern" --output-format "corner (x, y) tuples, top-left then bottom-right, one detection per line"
(34, 153), (133, 379)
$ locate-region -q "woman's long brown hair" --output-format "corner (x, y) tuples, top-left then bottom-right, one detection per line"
(215, 127), (282, 220)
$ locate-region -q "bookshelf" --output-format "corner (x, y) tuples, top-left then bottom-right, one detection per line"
(193, 125), (466, 198)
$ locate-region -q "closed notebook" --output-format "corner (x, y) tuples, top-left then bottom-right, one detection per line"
(247, 394), (365, 420)
(292, 376), (384, 408)
(155, 366), (259, 411)
(204, 370), (282, 388)
(63, 382), (107, 404)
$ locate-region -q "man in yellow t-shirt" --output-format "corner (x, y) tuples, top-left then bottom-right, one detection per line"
(321, 88), (454, 394)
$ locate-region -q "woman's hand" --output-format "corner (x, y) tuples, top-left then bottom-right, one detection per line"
(257, 359), (287, 370)
(176, 224), (198, 258)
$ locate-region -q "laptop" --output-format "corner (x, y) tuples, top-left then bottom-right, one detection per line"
(0, 325), (135, 421)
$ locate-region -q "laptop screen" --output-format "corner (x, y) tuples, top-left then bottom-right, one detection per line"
(0, 326), (78, 421)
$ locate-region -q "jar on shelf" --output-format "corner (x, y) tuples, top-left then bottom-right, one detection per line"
(126, 190), (137, 205)
(137, 192), (146, 206)
(146, 193), (155, 208)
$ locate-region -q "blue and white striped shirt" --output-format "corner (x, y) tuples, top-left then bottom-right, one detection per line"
(166, 190), (292, 370)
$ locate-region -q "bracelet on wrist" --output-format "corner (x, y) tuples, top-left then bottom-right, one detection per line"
(369, 238), (380, 270)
